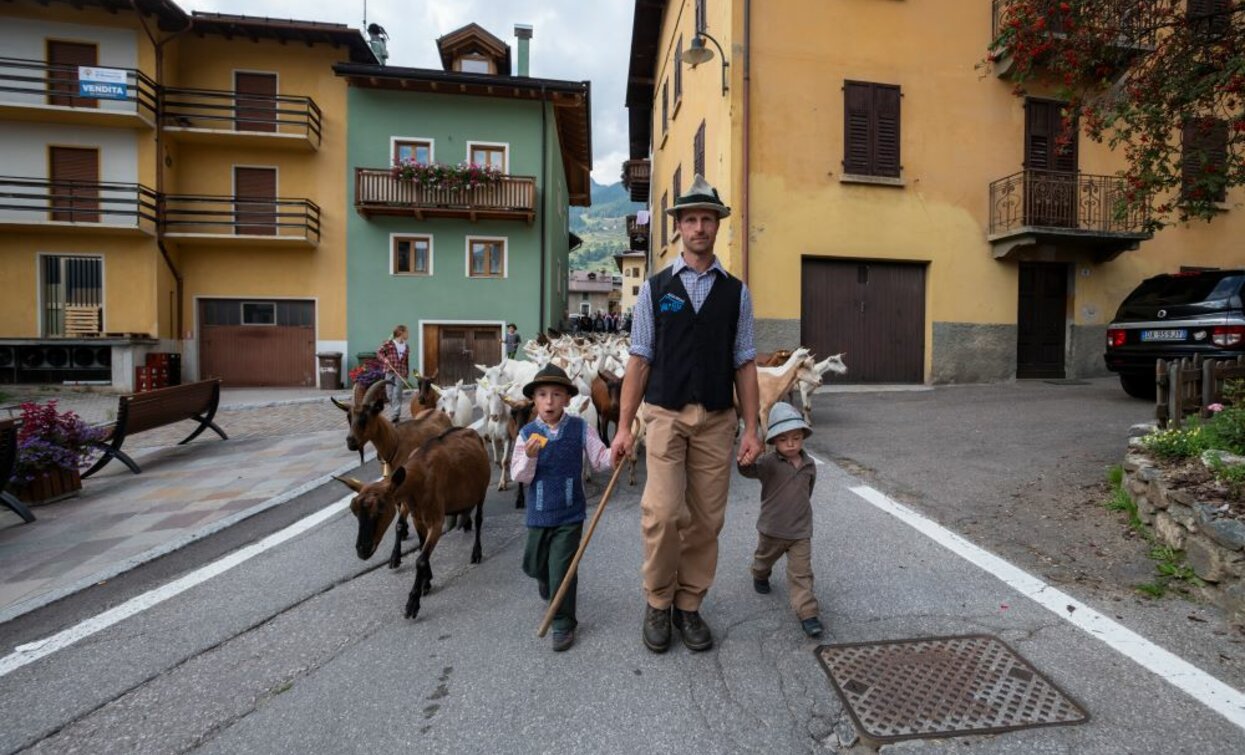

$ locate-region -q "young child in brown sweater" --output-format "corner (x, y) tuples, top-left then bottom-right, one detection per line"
(738, 401), (823, 637)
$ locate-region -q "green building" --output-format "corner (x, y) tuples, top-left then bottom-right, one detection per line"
(334, 23), (591, 383)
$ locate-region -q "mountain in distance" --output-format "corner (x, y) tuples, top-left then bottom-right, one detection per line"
(569, 179), (644, 273)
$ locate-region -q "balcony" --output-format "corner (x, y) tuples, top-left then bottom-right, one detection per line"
(354, 169), (536, 222)
(0, 57), (157, 128)
(162, 195), (321, 247)
(622, 159), (650, 202)
(626, 213), (649, 252)
(990, 0), (1158, 79)
(988, 169), (1151, 260)
(161, 87), (322, 150)
(0, 176), (157, 235)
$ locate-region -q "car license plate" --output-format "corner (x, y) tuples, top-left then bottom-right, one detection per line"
(1141, 329), (1187, 342)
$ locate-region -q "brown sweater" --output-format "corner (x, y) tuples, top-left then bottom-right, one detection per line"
(738, 450), (817, 540)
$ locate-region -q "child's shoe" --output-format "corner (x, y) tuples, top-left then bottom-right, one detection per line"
(753, 578), (771, 594)
(801, 617), (824, 638)
(551, 628), (575, 652)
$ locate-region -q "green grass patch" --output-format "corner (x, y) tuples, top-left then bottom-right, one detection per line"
(1103, 467), (1203, 598)
(1106, 464), (1124, 488)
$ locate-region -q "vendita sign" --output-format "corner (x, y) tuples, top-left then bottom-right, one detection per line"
(77, 67), (128, 100)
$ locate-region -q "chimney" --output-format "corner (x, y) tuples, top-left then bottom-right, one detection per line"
(514, 24), (533, 77)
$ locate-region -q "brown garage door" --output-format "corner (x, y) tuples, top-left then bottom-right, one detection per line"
(801, 259), (926, 383)
(199, 299), (315, 386)
(421, 324), (501, 385)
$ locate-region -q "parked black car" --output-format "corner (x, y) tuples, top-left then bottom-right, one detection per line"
(1105, 269), (1245, 399)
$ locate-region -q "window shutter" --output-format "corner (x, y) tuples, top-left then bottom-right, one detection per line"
(674, 37), (683, 101)
(660, 192), (669, 247)
(49, 146), (99, 222)
(1183, 118), (1228, 202)
(694, 121), (706, 176)
(873, 85), (901, 178)
(234, 167), (277, 235)
(46, 40), (97, 108)
(1024, 99), (1052, 170)
(1188, 0), (1230, 36)
(235, 72), (277, 133)
(843, 81), (873, 175)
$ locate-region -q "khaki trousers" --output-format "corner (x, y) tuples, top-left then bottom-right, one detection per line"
(751, 533), (819, 620)
(640, 402), (738, 612)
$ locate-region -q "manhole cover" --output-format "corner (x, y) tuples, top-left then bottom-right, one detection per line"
(815, 635), (1088, 744)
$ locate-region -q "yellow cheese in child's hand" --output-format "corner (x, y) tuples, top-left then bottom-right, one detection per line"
(529, 433), (548, 448)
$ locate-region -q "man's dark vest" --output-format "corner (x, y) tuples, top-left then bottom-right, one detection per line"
(644, 265), (741, 411)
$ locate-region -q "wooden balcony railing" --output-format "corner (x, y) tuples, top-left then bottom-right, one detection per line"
(991, 0), (1159, 50)
(622, 159), (651, 202)
(626, 213), (649, 251)
(0, 176), (157, 231)
(162, 87), (322, 147)
(0, 56), (158, 122)
(354, 169), (537, 222)
(989, 169), (1150, 237)
(162, 194), (321, 244)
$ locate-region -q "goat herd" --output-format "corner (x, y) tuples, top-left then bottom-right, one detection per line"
(329, 332), (847, 620)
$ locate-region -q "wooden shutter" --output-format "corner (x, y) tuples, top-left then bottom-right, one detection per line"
(873, 85), (901, 178)
(1188, 0), (1230, 36)
(235, 72), (277, 133)
(660, 192), (669, 247)
(694, 121), (706, 177)
(843, 81), (873, 175)
(1183, 118), (1228, 202)
(47, 40), (97, 108)
(234, 167), (276, 235)
(1025, 99), (1077, 172)
(674, 36), (683, 102)
(49, 146), (99, 222)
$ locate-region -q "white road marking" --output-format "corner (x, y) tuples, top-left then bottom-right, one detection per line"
(0, 495), (353, 679)
(835, 473), (1245, 732)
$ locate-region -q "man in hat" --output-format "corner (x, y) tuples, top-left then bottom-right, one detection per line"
(611, 174), (762, 654)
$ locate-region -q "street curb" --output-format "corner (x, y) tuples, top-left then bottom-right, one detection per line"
(0, 449), (377, 626)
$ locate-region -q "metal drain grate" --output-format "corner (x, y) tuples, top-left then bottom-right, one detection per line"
(816, 634), (1088, 743)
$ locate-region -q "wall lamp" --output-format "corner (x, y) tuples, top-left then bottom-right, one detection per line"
(682, 32), (729, 96)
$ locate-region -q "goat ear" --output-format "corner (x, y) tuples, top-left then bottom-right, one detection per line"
(390, 466), (407, 488)
(428, 370), (438, 382)
(333, 475), (365, 492)
(330, 396), (350, 412)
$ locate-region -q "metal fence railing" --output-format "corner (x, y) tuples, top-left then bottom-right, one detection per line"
(988, 169), (1149, 236)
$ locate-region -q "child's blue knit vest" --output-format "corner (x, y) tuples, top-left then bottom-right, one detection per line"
(522, 414), (587, 528)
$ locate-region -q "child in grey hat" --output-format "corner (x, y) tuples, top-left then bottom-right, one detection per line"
(737, 401), (823, 637)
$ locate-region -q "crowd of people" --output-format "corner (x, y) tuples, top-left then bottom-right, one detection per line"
(569, 310), (630, 334)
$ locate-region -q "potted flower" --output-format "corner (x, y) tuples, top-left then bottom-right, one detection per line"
(391, 160), (504, 192)
(10, 401), (105, 504)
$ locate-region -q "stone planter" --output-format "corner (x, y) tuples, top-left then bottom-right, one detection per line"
(1123, 440), (1245, 623)
(13, 468), (82, 505)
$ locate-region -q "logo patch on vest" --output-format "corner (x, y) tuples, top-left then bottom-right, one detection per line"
(658, 293), (686, 313)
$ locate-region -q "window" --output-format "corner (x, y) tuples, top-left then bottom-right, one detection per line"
(660, 192), (669, 247)
(694, 121), (706, 177)
(393, 235), (432, 275)
(1188, 0), (1231, 38)
(695, 0), (707, 32)
(456, 56), (494, 74)
(671, 166), (682, 240)
(41, 255), (102, 337)
(842, 81), (902, 178)
(49, 146), (99, 222)
(241, 301), (276, 325)
(632, 285), (640, 296)
(234, 166), (277, 236)
(234, 72), (277, 133)
(1182, 117), (1228, 203)
(394, 139), (432, 165)
(581, 293), (589, 301)
(467, 237), (506, 278)
(661, 80), (669, 135)
(468, 142), (507, 171)
(631, 266), (640, 278)
(46, 40), (97, 108)
(674, 36), (683, 106)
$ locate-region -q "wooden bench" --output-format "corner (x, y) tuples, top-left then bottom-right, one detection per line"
(82, 379), (228, 478)
(1, 418), (37, 523)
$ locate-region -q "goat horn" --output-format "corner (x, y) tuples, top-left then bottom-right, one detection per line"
(330, 396), (350, 412)
(332, 475), (365, 492)
(362, 379), (388, 407)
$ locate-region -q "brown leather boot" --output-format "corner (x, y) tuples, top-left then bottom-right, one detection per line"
(643, 605), (671, 653)
(672, 608), (713, 651)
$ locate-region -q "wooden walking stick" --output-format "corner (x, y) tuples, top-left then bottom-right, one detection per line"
(536, 423), (635, 638)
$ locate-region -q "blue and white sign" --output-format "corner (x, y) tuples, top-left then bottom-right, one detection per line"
(78, 66), (128, 100)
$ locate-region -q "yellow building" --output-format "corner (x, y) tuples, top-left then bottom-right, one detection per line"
(624, 0), (1245, 384)
(0, 0), (374, 388)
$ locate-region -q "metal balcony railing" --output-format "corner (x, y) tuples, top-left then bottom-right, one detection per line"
(0, 176), (158, 230)
(991, 0), (1160, 49)
(354, 169), (537, 221)
(988, 169), (1149, 237)
(162, 87), (323, 146)
(162, 194), (321, 243)
(0, 56), (158, 121)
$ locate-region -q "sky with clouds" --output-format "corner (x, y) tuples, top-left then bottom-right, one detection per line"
(186, 0), (634, 186)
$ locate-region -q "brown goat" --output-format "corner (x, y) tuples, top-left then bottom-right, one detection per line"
(756, 349), (795, 368)
(502, 396), (535, 509)
(407, 370), (439, 416)
(591, 369), (622, 444)
(336, 426), (490, 620)
(331, 381), (452, 568)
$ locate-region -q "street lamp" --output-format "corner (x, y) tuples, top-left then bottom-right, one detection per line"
(682, 32), (729, 96)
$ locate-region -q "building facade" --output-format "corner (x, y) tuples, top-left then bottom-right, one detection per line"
(624, 0), (1245, 384)
(0, 0), (374, 388)
(336, 24), (591, 385)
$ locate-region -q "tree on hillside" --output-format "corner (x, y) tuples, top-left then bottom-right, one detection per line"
(987, 0), (1244, 230)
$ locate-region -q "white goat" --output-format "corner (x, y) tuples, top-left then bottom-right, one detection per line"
(796, 353), (848, 425)
(434, 380), (475, 428)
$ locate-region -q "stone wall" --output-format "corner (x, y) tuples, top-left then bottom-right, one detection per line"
(1123, 442), (1245, 623)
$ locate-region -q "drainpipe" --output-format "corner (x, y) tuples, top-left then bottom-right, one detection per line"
(741, 0), (752, 286)
(539, 83), (548, 333)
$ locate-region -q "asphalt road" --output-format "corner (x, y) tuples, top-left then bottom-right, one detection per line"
(3, 429), (1245, 753)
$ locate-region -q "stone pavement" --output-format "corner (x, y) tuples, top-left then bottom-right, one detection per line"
(0, 389), (368, 623)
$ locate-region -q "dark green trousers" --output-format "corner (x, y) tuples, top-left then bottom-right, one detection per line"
(522, 522), (583, 631)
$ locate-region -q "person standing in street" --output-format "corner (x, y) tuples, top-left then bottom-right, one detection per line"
(376, 324), (410, 423)
(611, 174), (762, 654)
(504, 323), (521, 360)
